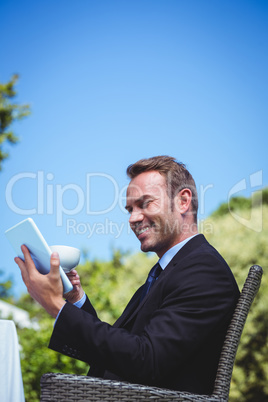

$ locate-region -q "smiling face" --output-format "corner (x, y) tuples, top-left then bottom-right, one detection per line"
(126, 170), (188, 258)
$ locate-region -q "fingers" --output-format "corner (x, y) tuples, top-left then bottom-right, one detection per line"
(15, 245), (35, 282)
(49, 252), (60, 278)
(66, 270), (81, 286)
(15, 246), (37, 291)
(21, 244), (34, 265)
(66, 269), (78, 278)
(14, 255), (27, 280)
(14, 246), (65, 310)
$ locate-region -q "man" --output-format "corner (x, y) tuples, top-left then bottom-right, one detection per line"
(15, 156), (239, 394)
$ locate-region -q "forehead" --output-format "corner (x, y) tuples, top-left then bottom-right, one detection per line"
(126, 171), (167, 199)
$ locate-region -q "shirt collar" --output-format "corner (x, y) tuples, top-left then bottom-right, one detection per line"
(158, 234), (198, 269)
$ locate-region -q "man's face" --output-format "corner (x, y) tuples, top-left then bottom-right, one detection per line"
(126, 171), (182, 258)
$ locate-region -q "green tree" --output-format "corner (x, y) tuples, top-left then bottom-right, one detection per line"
(0, 270), (13, 299)
(212, 196), (252, 217)
(0, 74), (30, 169)
(211, 187), (268, 218)
(203, 205), (268, 401)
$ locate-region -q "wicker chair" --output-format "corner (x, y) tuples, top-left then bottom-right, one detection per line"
(40, 265), (263, 401)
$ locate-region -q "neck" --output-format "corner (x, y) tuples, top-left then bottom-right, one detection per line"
(179, 218), (198, 240)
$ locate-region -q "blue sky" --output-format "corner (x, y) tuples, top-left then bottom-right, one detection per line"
(1, 0), (267, 296)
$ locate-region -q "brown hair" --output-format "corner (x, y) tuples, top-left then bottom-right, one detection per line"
(127, 155), (198, 221)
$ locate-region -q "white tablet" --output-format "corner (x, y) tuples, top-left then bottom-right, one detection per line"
(5, 218), (73, 294)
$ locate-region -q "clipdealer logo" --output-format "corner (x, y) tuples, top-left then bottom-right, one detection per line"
(5, 169), (264, 235)
(5, 171), (128, 227)
(227, 170), (263, 232)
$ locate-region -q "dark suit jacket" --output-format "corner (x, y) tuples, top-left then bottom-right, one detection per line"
(49, 234), (239, 394)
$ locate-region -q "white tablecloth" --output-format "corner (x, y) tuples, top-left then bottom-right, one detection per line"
(0, 320), (25, 402)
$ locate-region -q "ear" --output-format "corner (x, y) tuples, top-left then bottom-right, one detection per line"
(175, 188), (192, 215)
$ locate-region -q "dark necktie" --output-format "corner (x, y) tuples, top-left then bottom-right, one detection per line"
(140, 262), (162, 302)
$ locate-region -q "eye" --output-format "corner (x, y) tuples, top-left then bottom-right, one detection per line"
(141, 200), (151, 209)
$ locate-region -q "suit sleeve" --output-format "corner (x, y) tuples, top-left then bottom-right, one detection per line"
(49, 249), (239, 386)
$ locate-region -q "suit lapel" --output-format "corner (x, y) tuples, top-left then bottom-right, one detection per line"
(114, 234), (207, 329)
(113, 286), (144, 328)
(115, 269), (167, 329)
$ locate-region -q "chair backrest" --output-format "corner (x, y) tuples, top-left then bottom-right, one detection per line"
(212, 264), (263, 400)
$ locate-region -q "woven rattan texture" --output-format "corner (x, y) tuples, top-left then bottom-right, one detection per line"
(40, 374), (218, 401)
(40, 265), (262, 402)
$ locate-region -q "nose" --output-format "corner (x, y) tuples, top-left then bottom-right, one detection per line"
(129, 208), (144, 227)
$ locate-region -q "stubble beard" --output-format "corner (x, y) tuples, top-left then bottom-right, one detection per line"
(139, 218), (180, 255)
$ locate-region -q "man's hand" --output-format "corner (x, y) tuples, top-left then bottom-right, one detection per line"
(15, 245), (66, 318)
(64, 270), (85, 304)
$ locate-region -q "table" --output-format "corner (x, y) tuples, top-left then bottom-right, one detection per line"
(0, 320), (25, 402)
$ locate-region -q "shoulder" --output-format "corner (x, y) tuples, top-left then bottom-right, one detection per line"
(172, 234), (229, 270)
(164, 234), (239, 296)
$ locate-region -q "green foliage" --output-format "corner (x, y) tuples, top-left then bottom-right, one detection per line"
(0, 74), (30, 169)
(211, 187), (268, 218)
(0, 270), (13, 299)
(17, 315), (88, 401)
(254, 187), (268, 207)
(212, 196), (252, 217)
(203, 205), (268, 402)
